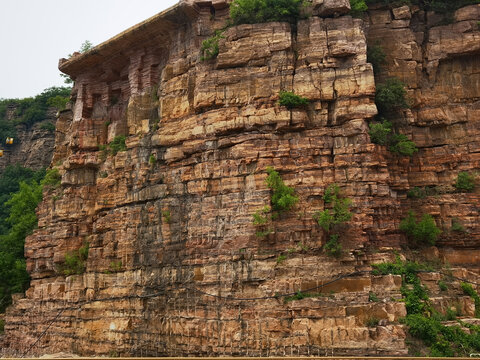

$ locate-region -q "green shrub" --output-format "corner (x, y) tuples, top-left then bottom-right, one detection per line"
(252, 205), (271, 225)
(252, 168), (298, 239)
(109, 135), (127, 155)
(367, 43), (387, 74)
(375, 78), (409, 116)
(265, 167), (298, 213)
(350, 0), (368, 17)
(369, 120), (418, 156)
(366, 317), (379, 327)
(369, 291), (379, 302)
(255, 228), (273, 238)
(314, 184), (352, 233)
(109, 260), (122, 272)
(314, 184), (352, 256)
(400, 211), (441, 246)
(407, 187), (426, 199)
(162, 210), (171, 224)
(284, 290), (324, 303)
(61, 242), (89, 276)
(369, 120), (392, 146)
(324, 234), (342, 257)
(276, 254), (287, 264)
(451, 217), (466, 233)
(41, 167), (61, 189)
(46, 95), (69, 111)
(230, 0), (304, 26)
(455, 171), (475, 192)
(461, 282), (480, 317)
(0, 318), (4, 333)
(40, 122), (56, 132)
(200, 30), (224, 61)
(389, 134), (418, 156)
(0, 167), (47, 312)
(149, 154), (156, 166)
(438, 280), (448, 291)
(278, 91), (309, 109)
(374, 258), (480, 356)
(323, 183), (340, 203)
(315, 209), (334, 232)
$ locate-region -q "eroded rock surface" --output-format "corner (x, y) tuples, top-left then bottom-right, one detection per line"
(1, 0), (479, 357)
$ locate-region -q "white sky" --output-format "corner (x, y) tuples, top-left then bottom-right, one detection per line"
(0, 0), (178, 99)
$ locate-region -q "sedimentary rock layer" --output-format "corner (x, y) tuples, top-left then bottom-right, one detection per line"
(1, 0), (479, 356)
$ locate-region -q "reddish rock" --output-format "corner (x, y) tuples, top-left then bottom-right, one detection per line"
(1, 0), (480, 357)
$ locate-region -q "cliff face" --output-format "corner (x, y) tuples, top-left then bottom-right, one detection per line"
(0, 107), (56, 172)
(1, 0), (479, 356)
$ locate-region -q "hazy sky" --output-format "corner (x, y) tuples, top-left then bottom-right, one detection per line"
(0, 0), (178, 99)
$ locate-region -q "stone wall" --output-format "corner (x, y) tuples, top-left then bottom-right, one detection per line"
(1, 0), (480, 356)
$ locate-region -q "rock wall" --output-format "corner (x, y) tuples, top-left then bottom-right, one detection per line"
(1, 0), (479, 356)
(365, 3), (480, 261)
(0, 107), (56, 172)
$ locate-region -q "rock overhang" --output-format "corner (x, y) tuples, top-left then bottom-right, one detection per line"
(58, 1), (200, 78)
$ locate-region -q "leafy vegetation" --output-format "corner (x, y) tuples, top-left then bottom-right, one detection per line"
(46, 95), (69, 111)
(149, 154), (157, 166)
(109, 260), (122, 273)
(350, 0), (368, 17)
(389, 133), (418, 156)
(366, 317), (379, 327)
(369, 120), (418, 156)
(229, 0), (305, 26)
(0, 87), (70, 143)
(162, 210), (171, 224)
(278, 91), (309, 109)
(461, 282), (480, 317)
(41, 167), (61, 190)
(252, 168), (298, 238)
(451, 217), (466, 233)
(0, 167), (45, 312)
(109, 136), (127, 155)
(373, 257), (480, 356)
(284, 290), (324, 303)
(407, 186), (427, 199)
(368, 120), (391, 146)
(367, 42), (387, 74)
(265, 167), (298, 213)
(60, 242), (89, 276)
(369, 291), (380, 302)
(324, 234), (342, 257)
(455, 171), (475, 192)
(200, 30), (225, 61)
(375, 78), (409, 116)
(40, 122), (56, 132)
(400, 211), (441, 246)
(314, 184), (352, 257)
(438, 280), (448, 291)
(99, 135), (127, 159)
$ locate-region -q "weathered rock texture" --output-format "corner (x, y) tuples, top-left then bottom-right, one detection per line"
(0, 107), (56, 172)
(1, 0), (479, 356)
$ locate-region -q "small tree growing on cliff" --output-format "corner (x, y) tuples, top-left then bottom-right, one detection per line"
(314, 184), (353, 257)
(400, 211), (441, 247)
(252, 167), (298, 238)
